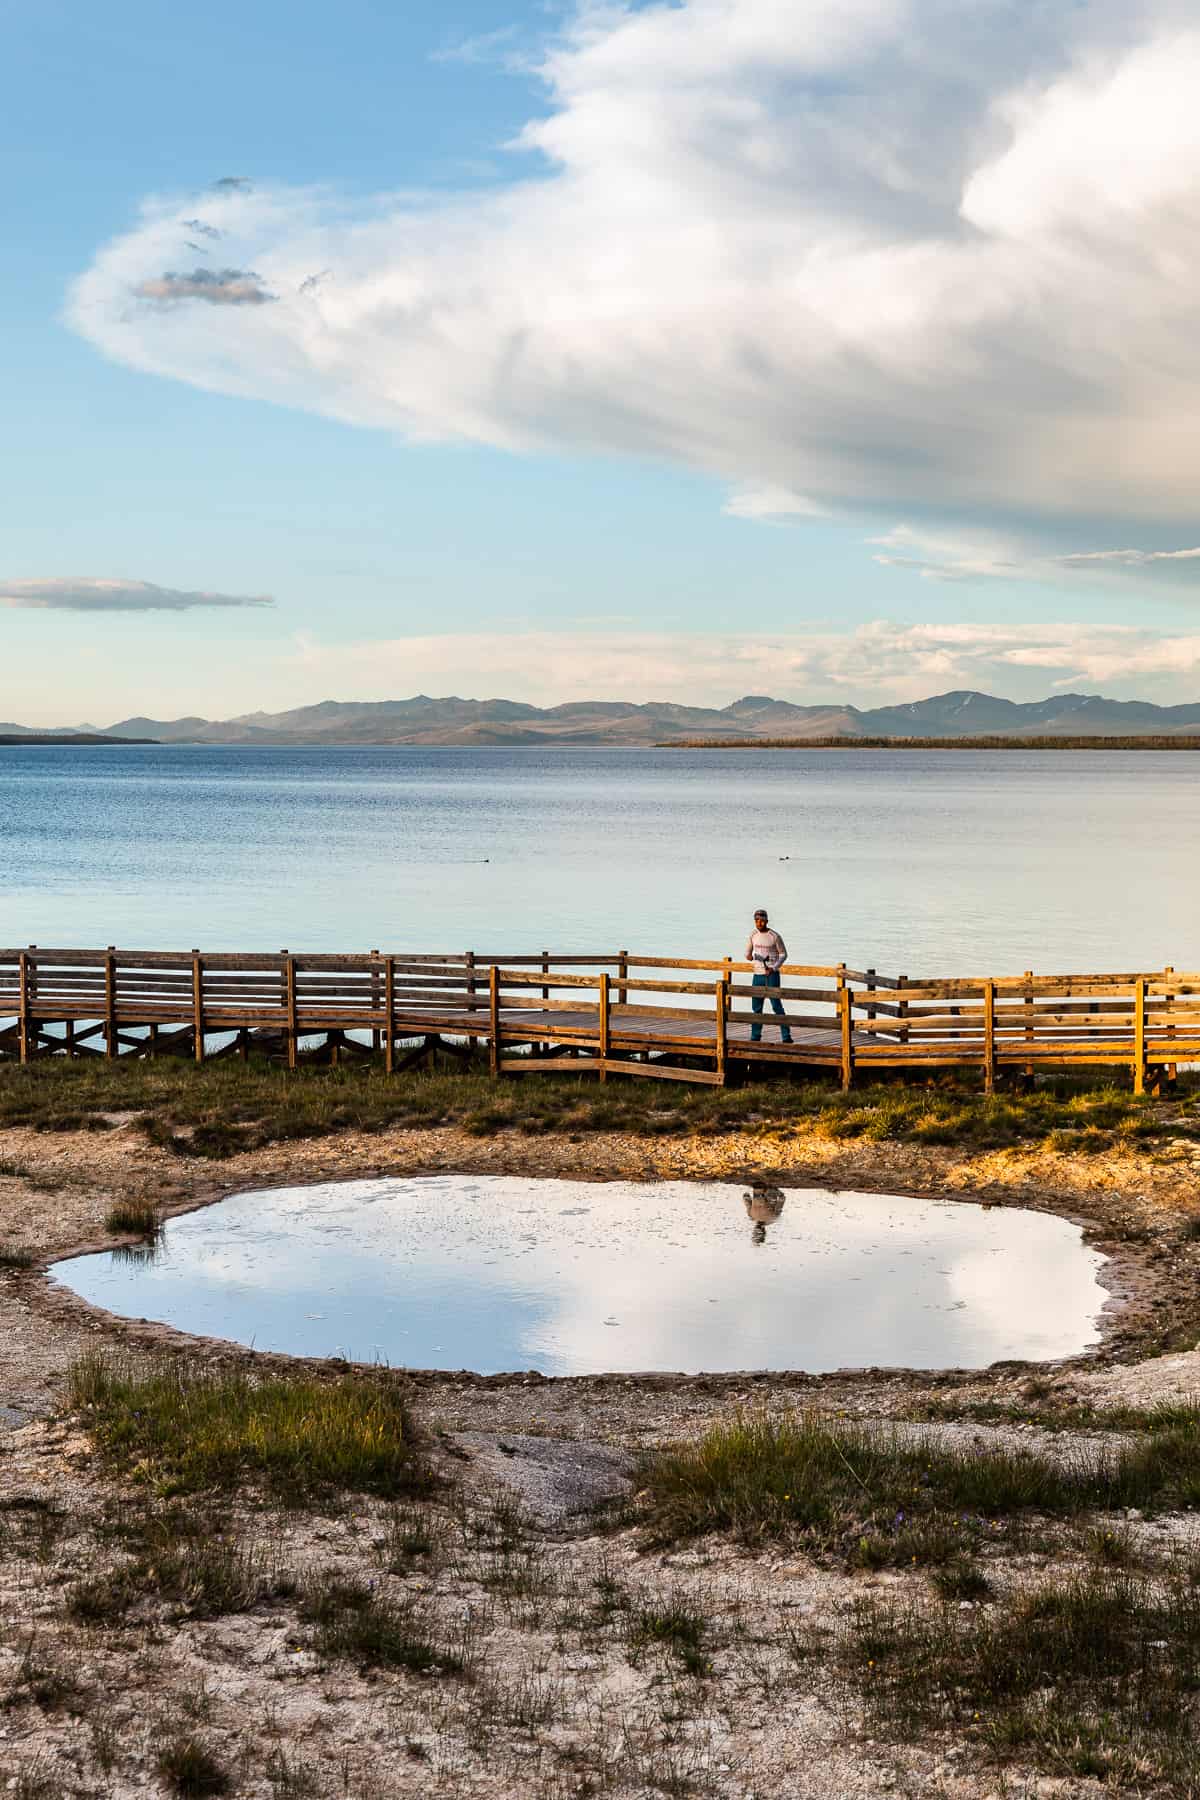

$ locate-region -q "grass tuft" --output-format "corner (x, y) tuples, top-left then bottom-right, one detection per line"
(929, 1557), (992, 1601)
(104, 1197), (159, 1237)
(3, 1635), (80, 1712)
(154, 1734), (230, 1797)
(626, 1595), (711, 1676)
(299, 1571), (466, 1676)
(0, 1244), (33, 1269)
(70, 1355), (428, 1502)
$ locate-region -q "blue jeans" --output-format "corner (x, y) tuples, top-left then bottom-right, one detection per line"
(751, 971), (792, 1043)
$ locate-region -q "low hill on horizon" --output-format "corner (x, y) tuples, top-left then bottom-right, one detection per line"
(7, 688), (1200, 745)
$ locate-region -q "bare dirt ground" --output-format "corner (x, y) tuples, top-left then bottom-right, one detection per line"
(3, 1119), (1200, 1799)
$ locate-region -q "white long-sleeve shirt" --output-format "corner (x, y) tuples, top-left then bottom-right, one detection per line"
(745, 927), (787, 972)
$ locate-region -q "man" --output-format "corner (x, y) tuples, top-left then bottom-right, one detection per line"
(745, 907), (792, 1044)
(743, 1184), (786, 1244)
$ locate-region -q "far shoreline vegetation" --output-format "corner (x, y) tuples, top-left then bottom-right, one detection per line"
(7, 731), (1200, 751)
(660, 734), (1200, 750)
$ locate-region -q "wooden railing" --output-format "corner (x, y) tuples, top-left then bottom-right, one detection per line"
(1, 947), (1196, 1091)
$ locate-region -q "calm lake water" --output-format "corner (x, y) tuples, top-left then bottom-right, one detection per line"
(2, 744), (1198, 973)
(49, 1177), (1109, 1374)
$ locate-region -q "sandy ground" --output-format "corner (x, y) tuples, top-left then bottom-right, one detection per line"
(2, 1118), (1200, 1798)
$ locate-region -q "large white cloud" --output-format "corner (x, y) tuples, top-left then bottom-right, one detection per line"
(66, 0), (1200, 537)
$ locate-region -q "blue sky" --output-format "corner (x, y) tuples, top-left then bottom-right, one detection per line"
(5, 0), (1200, 723)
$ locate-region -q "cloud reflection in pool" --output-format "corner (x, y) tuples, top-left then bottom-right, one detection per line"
(50, 1177), (1108, 1375)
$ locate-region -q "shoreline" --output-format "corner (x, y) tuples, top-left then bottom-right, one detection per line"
(658, 734), (1200, 750)
(5, 1114), (1196, 1409)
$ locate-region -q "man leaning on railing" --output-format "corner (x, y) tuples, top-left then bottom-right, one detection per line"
(745, 908), (793, 1044)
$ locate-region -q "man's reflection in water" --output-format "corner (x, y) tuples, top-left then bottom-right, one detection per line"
(743, 1185), (786, 1245)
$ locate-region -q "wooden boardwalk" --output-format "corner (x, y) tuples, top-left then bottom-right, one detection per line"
(1, 947), (1197, 1091)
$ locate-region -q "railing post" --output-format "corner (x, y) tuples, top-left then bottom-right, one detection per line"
(489, 964), (501, 1077)
(984, 979), (995, 1095)
(723, 956), (733, 1018)
(370, 949), (381, 1056)
(839, 983), (854, 1092)
(192, 949), (205, 1064)
(105, 946), (117, 1059)
(17, 950), (30, 1065)
(618, 950), (629, 1009)
(599, 971), (610, 1081)
(715, 978), (727, 1085)
(1134, 976), (1146, 1096)
(1023, 970), (1034, 1079)
(384, 955), (395, 1075)
(1164, 965), (1176, 1087)
(466, 950), (478, 1055)
(284, 952), (297, 1072)
(538, 949), (550, 1060)
(897, 975), (909, 1044)
(866, 968), (877, 1025)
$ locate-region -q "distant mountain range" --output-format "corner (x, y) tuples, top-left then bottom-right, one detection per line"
(6, 689), (1200, 745)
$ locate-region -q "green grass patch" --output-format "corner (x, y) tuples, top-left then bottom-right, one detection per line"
(70, 1355), (428, 1502)
(0, 1056), (1195, 1155)
(844, 1571), (1200, 1787)
(640, 1410), (1200, 1561)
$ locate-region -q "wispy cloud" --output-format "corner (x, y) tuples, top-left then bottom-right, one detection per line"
(430, 24), (523, 66)
(65, 1), (1200, 562)
(133, 268), (275, 307)
(1, 578), (274, 613)
(285, 619), (1200, 709)
(1058, 547), (1200, 567)
(723, 485), (822, 522)
(871, 526), (1200, 589)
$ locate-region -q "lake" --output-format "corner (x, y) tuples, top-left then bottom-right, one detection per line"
(2, 744), (1198, 973)
(49, 1176), (1109, 1374)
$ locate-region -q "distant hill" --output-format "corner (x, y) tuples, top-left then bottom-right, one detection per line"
(9, 689), (1200, 746)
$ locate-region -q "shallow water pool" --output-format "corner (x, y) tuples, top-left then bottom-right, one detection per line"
(50, 1176), (1109, 1376)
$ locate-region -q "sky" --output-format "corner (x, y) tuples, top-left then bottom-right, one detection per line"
(6, 0), (1200, 724)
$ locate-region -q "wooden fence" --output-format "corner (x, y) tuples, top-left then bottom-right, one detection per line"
(0, 947), (1197, 1091)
